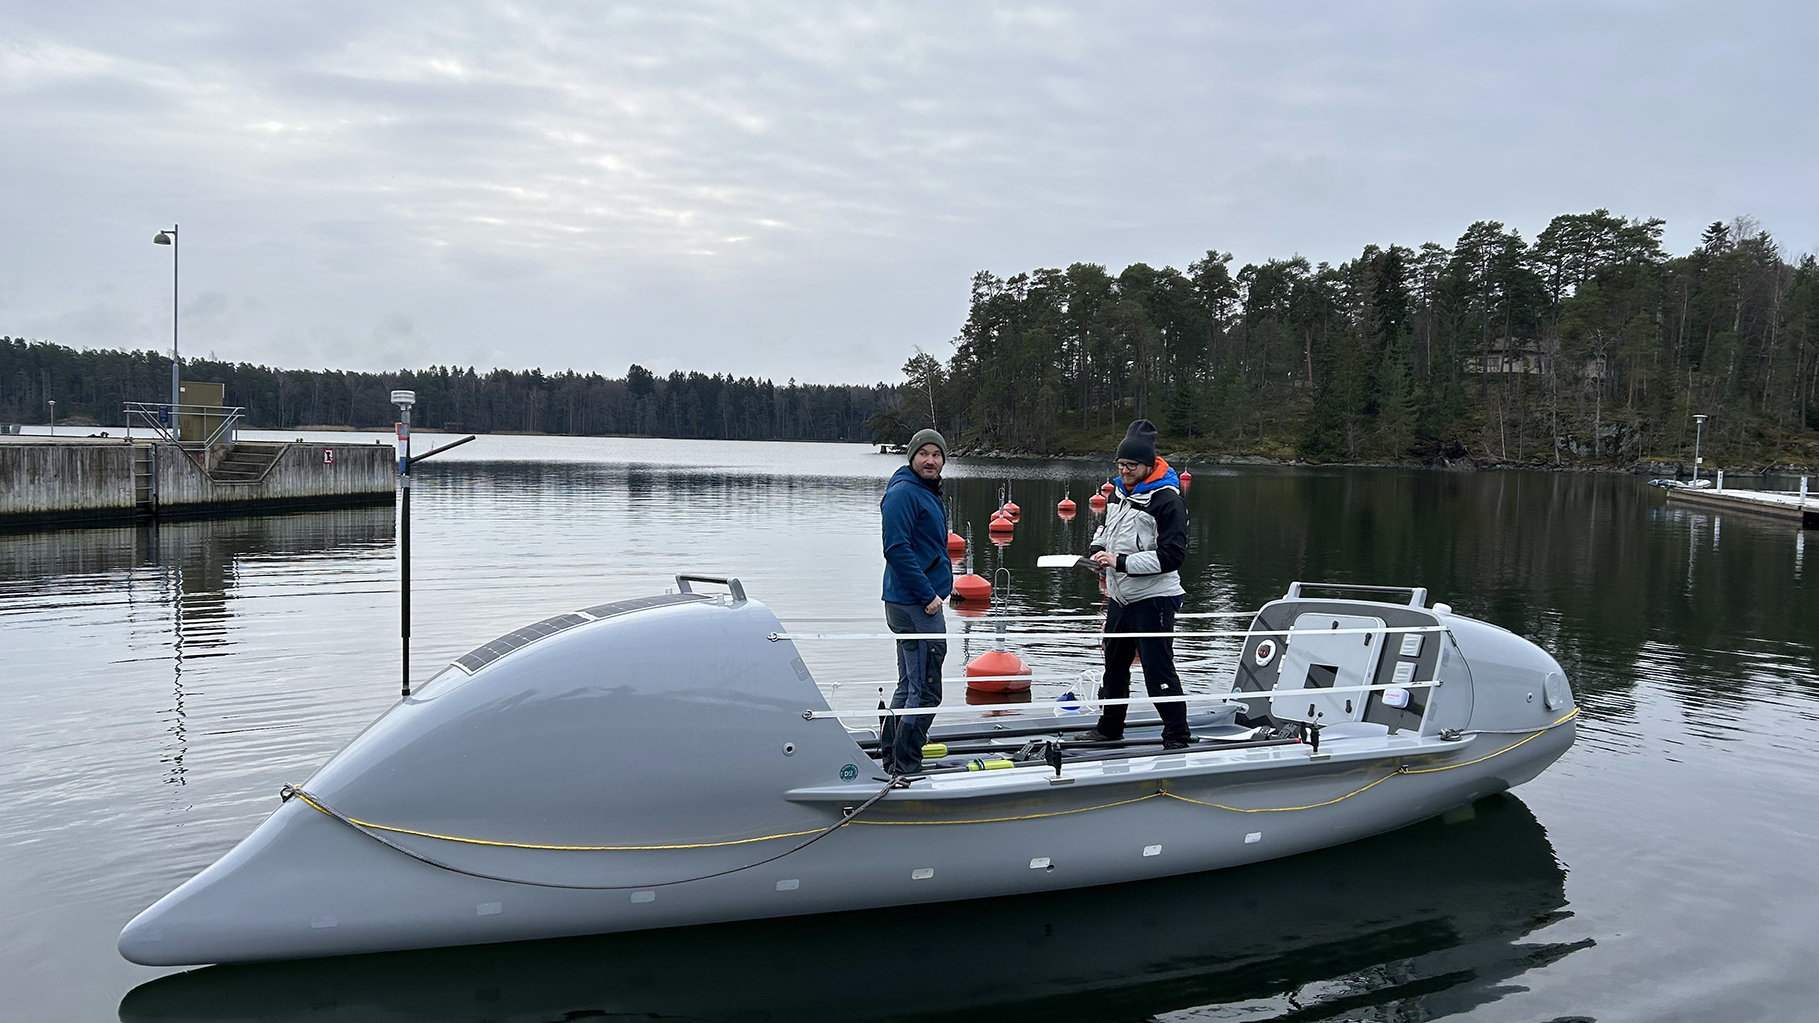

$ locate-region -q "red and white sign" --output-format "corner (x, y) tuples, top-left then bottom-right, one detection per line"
(323, 449), (335, 464)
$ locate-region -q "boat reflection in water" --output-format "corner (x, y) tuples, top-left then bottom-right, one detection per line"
(121, 793), (1588, 1023)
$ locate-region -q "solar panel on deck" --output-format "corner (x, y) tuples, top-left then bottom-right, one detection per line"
(579, 593), (704, 619)
(451, 593), (707, 675)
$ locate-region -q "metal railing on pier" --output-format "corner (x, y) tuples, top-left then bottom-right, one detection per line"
(124, 402), (246, 448)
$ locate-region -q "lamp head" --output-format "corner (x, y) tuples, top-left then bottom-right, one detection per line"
(153, 231), (172, 245)
(391, 390), (417, 410)
(1694, 414), (1708, 425)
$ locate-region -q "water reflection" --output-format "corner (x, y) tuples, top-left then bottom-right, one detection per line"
(937, 466), (1819, 726)
(120, 794), (1581, 1023)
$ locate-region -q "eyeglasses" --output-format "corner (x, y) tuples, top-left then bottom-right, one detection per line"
(1116, 461), (1145, 471)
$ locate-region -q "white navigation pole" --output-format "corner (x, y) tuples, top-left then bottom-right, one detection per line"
(153, 226), (180, 425)
(394, 389), (415, 698)
(1692, 413), (1708, 484)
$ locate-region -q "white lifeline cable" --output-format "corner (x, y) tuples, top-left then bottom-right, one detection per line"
(791, 611), (1260, 623)
(804, 680), (1442, 720)
(773, 625), (1448, 643)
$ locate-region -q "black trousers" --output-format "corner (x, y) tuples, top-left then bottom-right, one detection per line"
(1096, 594), (1190, 742)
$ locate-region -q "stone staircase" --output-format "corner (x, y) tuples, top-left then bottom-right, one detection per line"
(208, 442), (286, 484)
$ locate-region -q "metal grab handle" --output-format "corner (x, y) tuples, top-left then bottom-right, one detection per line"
(676, 574), (747, 603)
(1285, 581), (1429, 608)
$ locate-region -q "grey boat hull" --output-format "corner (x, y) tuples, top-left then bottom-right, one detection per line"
(120, 792), (1577, 1023)
(120, 583), (1577, 966)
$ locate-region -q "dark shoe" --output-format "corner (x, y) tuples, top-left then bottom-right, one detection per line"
(1072, 730), (1121, 743)
(1162, 737), (1193, 751)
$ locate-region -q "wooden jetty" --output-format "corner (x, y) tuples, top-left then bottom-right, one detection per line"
(0, 435), (394, 530)
(1663, 481), (1819, 529)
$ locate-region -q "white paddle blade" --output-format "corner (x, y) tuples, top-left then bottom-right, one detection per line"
(1037, 555), (1086, 569)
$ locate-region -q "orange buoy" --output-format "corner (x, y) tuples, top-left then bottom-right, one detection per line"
(1056, 498), (1076, 515)
(988, 512), (1014, 533)
(1088, 493), (1107, 511)
(953, 573), (992, 602)
(947, 531), (966, 554)
(966, 649), (1032, 692)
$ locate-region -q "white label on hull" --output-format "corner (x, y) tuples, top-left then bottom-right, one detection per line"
(476, 902), (502, 916)
(631, 891), (656, 903)
(911, 868), (935, 880)
(1245, 832), (1262, 844)
(1029, 857), (1051, 869)
(776, 879), (800, 891)
(1143, 845), (1162, 857)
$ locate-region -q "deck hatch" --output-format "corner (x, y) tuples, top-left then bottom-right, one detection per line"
(452, 593), (707, 674)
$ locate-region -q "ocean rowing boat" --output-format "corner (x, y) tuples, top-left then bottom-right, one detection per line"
(119, 576), (1576, 965)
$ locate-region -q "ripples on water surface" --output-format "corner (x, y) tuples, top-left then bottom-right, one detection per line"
(3, 435), (1816, 1021)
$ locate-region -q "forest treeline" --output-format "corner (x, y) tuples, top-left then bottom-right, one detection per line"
(0, 339), (897, 442)
(7, 209), (1819, 465)
(882, 211), (1819, 466)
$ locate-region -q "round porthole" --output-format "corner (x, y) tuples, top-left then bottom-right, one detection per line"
(782, 743), (796, 756)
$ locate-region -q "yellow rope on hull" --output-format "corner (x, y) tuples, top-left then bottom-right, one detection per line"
(285, 709), (1578, 850)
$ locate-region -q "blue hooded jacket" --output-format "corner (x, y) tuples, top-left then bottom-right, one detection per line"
(880, 465), (953, 605)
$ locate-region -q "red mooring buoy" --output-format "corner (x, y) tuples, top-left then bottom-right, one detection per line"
(1002, 501), (1020, 520)
(1100, 482), (1114, 496)
(947, 531), (966, 554)
(966, 648), (1032, 693)
(1057, 497), (1076, 515)
(953, 573), (992, 602)
(1180, 471), (1192, 487)
(1089, 493), (1107, 511)
(988, 512), (1014, 533)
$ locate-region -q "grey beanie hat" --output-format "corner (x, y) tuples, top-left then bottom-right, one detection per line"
(908, 428), (947, 460)
(1116, 419), (1158, 465)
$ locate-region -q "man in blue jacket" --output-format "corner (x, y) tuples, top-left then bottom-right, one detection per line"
(879, 428), (953, 775)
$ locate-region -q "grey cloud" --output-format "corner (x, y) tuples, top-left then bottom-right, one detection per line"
(2, 0), (1816, 384)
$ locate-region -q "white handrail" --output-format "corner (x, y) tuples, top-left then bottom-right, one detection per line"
(806, 680), (1441, 720)
(774, 625), (1448, 643)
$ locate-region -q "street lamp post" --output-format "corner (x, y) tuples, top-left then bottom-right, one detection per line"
(47, 399), (56, 436)
(393, 389), (415, 699)
(1692, 413), (1708, 484)
(152, 226), (179, 429)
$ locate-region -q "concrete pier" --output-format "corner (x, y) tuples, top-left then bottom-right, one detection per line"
(0, 437), (395, 530)
(1664, 484), (1819, 528)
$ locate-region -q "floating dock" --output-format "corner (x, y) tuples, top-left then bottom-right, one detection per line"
(1663, 483), (1818, 528)
(0, 436), (395, 530)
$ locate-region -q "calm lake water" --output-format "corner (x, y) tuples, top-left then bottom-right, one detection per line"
(3, 436), (1817, 1022)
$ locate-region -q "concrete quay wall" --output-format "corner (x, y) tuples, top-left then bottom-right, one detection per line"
(1, 439), (395, 529)
(0, 441), (135, 518)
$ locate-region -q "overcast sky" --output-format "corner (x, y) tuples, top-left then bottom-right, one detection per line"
(2, 1), (1812, 384)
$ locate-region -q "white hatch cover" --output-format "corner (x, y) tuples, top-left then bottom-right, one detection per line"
(1269, 612), (1387, 725)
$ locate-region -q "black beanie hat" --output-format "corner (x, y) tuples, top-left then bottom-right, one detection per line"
(1117, 420), (1158, 466)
